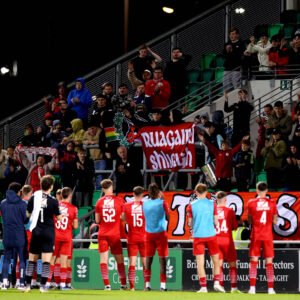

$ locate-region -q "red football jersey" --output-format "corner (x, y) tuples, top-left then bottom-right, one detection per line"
(248, 197), (278, 241)
(55, 201), (78, 241)
(95, 195), (124, 237)
(123, 201), (145, 243)
(216, 206), (238, 238)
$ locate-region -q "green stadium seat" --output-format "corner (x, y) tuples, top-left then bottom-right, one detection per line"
(188, 69), (202, 83)
(202, 68), (215, 83)
(200, 54), (216, 69)
(230, 189), (238, 192)
(285, 38), (293, 49)
(249, 189), (256, 192)
(92, 190), (102, 207)
(257, 172), (267, 183)
(51, 174), (63, 196)
(215, 55), (225, 67)
(283, 24), (296, 39)
(186, 82), (202, 96)
(268, 23), (284, 39)
(215, 67), (224, 83)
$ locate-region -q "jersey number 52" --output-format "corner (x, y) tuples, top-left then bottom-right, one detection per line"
(103, 208), (115, 222)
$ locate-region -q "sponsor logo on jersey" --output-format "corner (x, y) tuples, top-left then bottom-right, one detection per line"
(217, 209), (225, 219)
(257, 200), (270, 211)
(104, 199), (114, 208)
(132, 204), (142, 213)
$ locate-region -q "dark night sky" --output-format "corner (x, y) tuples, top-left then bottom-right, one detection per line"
(0, 1), (222, 119)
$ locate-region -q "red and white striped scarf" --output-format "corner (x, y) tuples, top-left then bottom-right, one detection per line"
(14, 145), (60, 170)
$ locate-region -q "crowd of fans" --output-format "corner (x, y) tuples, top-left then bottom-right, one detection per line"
(1, 26), (300, 208)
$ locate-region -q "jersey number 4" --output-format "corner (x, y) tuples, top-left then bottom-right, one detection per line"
(103, 208), (115, 222)
(260, 211), (267, 225)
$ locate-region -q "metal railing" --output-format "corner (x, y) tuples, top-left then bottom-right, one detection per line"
(224, 71), (300, 128)
(0, 0), (283, 148)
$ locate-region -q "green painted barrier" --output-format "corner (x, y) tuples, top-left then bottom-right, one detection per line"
(71, 249), (182, 290)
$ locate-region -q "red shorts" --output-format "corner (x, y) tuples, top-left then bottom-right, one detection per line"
(98, 235), (123, 255)
(193, 236), (219, 256)
(127, 242), (146, 258)
(217, 236), (237, 262)
(26, 230), (32, 253)
(53, 240), (72, 257)
(249, 239), (274, 258)
(145, 231), (168, 258)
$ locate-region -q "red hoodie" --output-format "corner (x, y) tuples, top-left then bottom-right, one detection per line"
(145, 78), (171, 109)
(204, 140), (241, 178)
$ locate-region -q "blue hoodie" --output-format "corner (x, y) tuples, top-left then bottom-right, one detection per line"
(67, 78), (93, 119)
(0, 190), (27, 247)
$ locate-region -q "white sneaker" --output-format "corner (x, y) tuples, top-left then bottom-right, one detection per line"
(248, 288), (256, 294)
(104, 285), (111, 291)
(1, 283), (8, 290)
(214, 283), (225, 293)
(197, 287), (208, 293)
(40, 286), (49, 293)
(20, 286), (31, 293)
(268, 288), (276, 294)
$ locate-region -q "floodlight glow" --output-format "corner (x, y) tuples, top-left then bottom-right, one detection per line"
(235, 8), (245, 14)
(162, 6), (174, 14)
(0, 67), (10, 75)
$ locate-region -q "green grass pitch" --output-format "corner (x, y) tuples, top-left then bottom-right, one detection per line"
(0, 289), (299, 300)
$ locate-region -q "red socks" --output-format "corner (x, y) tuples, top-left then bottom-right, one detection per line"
(54, 264), (61, 285)
(249, 261), (258, 287)
(47, 265), (55, 283)
(229, 266), (238, 288)
(117, 263), (127, 286)
(144, 269), (151, 284)
(199, 276), (207, 288)
(128, 266), (135, 289)
(160, 274), (166, 283)
(66, 267), (72, 285)
(60, 267), (67, 286)
(219, 266), (224, 286)
(266, 263), (274, 289)
(100, 263), (110, 286)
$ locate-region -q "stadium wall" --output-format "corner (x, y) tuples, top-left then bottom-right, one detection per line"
(68, 249), (299, 292)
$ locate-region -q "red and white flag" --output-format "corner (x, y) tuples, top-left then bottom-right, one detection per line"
(139, 123), (195, 170)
